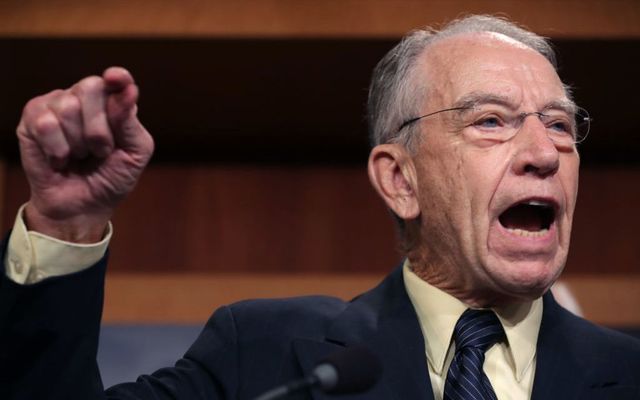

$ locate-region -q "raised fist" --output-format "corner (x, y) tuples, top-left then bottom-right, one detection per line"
(16, 67), (154, 243)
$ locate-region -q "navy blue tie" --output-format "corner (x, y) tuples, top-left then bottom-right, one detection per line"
(443, 309), (505, 400)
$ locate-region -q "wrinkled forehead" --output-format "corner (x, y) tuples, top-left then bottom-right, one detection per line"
(416, 32), (568, 110)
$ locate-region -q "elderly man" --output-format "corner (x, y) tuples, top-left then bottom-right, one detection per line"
(1, 15), (639, 400)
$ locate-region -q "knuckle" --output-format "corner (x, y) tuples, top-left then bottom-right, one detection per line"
(22, 90), (64, 120)
(49, 146), (70, 160)
(49, 89), (65, 97)
(56, 95), (81, 121)
(73, 75), (104, 96)
(33, 113), (58, 134)
(22, 97), (44, 117)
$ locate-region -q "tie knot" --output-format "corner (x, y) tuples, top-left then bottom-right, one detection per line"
(453, 309), (504, 352)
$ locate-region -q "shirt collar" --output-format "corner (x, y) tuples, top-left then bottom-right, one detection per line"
(402, 260), (543, 382)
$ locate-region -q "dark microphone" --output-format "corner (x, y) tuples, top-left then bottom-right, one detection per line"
(252, 346), (382, 400)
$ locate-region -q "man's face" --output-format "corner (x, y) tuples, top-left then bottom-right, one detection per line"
(409, 33), (580, 305)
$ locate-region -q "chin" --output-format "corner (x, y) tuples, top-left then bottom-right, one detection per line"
(486, 257), (565, 302)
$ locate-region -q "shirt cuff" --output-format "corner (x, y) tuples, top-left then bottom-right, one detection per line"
(4, 204), (112, 284)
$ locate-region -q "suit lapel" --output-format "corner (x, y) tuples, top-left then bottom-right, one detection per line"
(531, 293), (588, 399)
(531, 293), (632, 400)
(293, 266), (434, 400)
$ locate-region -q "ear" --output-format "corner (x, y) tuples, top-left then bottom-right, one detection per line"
(368, 144), (420, 220)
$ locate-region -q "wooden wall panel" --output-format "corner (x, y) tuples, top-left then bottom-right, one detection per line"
(567, 168), (640, 274)
(1, 0), (639, 38)
(3, 38), (638, 166)
(109, 165), (400, 273)
(4, 163), (640, 275)
(102, 272), (384, 323)
(102, 272), (640, 326)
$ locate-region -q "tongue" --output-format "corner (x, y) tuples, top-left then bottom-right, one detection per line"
(499, 204), (544, 232)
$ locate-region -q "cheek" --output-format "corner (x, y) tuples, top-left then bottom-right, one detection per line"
(559, 156), (580, 216)
(412, 146), (467, 236)
(461, 149), (513, 264)
(429, 146), (470, 214)
(414, 143), (457, 203)
(427, 148), (484, 247)
(461, 148), (510, 219)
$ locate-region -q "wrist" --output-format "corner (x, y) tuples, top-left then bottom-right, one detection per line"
(24, 202), (111, 244)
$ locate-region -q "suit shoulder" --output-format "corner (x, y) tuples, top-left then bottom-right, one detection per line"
(555, 305), (640, 364)
(230, 295), (348, 318)
(224, 295), (349, 339)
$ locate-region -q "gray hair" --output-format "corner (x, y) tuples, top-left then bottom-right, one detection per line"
(367, 15), (558, 150)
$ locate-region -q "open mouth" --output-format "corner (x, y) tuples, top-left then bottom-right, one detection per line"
(498, 200), (556, 237)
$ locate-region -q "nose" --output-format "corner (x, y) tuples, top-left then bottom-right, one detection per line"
(511, 115), (560, 177)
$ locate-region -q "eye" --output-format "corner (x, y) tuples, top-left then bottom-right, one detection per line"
(473, 115), (504, 129)
(545, 116), (575, 138)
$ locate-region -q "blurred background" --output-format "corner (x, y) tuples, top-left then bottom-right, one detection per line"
(1, 0), (639, 386)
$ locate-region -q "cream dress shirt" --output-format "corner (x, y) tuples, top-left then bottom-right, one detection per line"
(404, 262), (542, 399)
(4, 206), (542, 399)
(4, 205), (110, 284)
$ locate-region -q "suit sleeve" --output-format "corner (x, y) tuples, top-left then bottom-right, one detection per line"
(105, 306), (240, 400)
(0, 234), (242, 400)
(0, 234), (108, 400)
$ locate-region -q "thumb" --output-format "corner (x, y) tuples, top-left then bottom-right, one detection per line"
(107, 89), (154, 163)
(102, 66), (153, 156)
(103, 66), (137, 125)
(106, 83), (145, 149)
(106, 82), (139, 129)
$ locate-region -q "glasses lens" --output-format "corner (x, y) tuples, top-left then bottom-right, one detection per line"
(574, 107), (591, 144)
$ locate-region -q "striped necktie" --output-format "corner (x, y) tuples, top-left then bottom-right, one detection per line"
(443, 309), (505, 400)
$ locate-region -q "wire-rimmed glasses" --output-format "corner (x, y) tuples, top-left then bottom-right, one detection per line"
(397, 105), (591, 146)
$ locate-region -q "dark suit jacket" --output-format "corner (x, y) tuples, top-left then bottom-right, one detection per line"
(1, 248), (639, 399)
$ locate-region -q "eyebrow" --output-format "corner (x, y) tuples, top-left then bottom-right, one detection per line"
(542, 99), (577, 115)
(452, 92), (519, 111)
(452, 91), (578, 115)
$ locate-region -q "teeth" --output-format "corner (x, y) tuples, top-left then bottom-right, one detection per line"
(524, 200), (551, 208)
(506, 228), (549, 237)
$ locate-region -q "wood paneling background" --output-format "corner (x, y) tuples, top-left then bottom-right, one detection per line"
(1, 0), (639, 38)
(101, 273), (640, 326)
(1, 38), (638, 165)
(4, 164), (640, 275)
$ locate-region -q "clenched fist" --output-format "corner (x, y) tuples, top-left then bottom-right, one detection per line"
(17, 67), (154, 243)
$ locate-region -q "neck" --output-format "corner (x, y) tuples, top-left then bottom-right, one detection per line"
(406, 254), (534, 308)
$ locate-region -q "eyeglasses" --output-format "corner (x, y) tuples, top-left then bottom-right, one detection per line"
(397, 107), (469, 133)
(397, 105), (591, 146)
